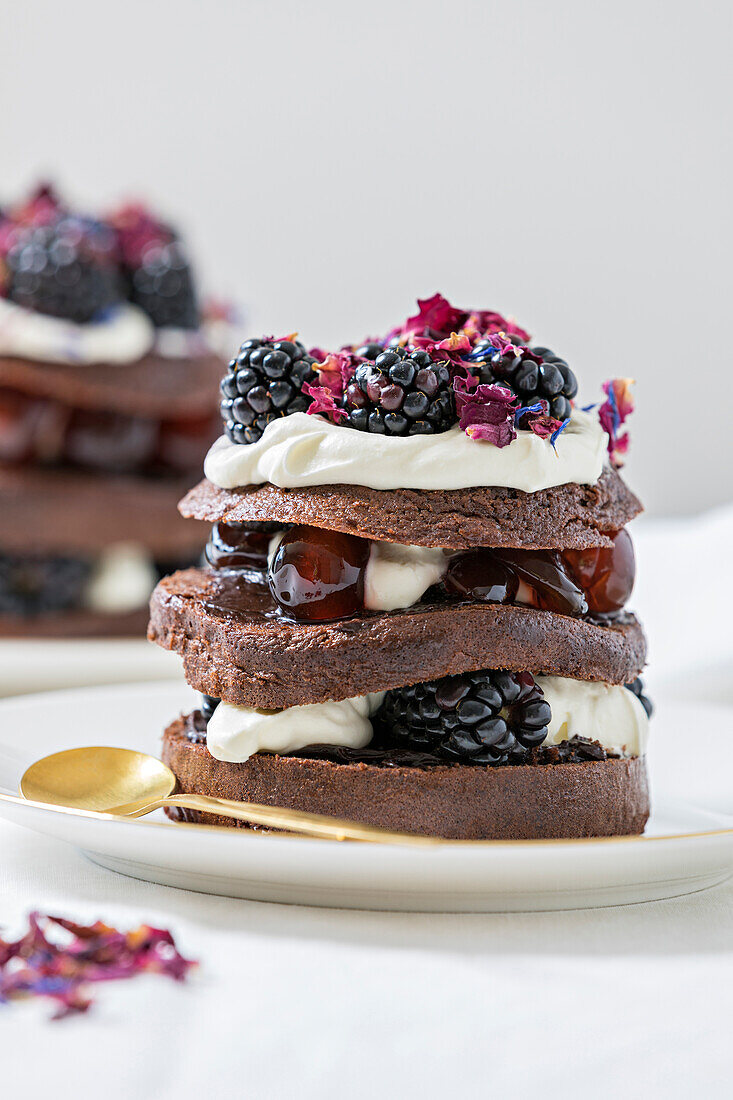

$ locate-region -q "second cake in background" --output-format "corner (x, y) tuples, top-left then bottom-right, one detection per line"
(0, 185), (234, 636)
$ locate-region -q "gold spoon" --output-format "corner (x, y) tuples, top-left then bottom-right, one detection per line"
(19, 746), (440, 846)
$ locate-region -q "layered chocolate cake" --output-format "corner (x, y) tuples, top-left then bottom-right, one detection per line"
(149, 294), (652, 839)
(0, 185), (229, 636)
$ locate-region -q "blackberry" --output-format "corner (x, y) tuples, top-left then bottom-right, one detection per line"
(5, 219), (120, 323)
(470, 341), (578, 424)
(200, 694), (220, 722)
(376, 669), (551, 765)
(343, 347), (455, 436)
(220, 338), (317, 445)
(625, 677), (654, 718)
(355, 342), (384, 360)
(0, 552), (92, 616)
(129, 241), (198, 329)
(185, 711), (209, 744)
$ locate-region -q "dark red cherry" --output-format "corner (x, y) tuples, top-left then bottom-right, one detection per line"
(206, 522), (275, 571)
(64, 408), (158, 473)
(0, 388), (67, 464)
(498, 549), (588, 617)
(268, 526), (370, 621)
(156, 413), (219, 475)
(445, 550), (519, 604)
(562, 529), (635, 615)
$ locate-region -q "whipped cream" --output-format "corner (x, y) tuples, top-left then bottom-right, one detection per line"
(206, 693), (386, 764)
(0, 298), (155, 365)
(204, 409), (606, 493)
(154, 326), (210, 360)
(536, 675), (649, 757)
(364, 542), (447, 611)
(85, 543), (158, 613)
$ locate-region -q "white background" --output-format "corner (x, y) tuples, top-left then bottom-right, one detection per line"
(2, 0), (731, 515)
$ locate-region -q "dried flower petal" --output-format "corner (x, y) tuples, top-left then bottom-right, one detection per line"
(302, 382), (349, 422)
(0, 912), (196, 1020)
(387, 293), (530, 346)
(312, 351), (359, 400)
(453, 376), (519, 447)
(599, 378), (635, 466)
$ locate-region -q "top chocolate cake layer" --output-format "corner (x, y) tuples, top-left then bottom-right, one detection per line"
(0, 351), (224, 418)
(179, 467), (641, 549)
(148, 568), (647, 707)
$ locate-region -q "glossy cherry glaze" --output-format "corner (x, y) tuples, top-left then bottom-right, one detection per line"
(445, 548), (588, 616)
(0, 385), (214, 476)
(268, 526), (371, 621)
(214, 521), (635, 622)
(444, 551), (519, 605)
(206, 522), (275, 572)
(562, 529), (635, 615)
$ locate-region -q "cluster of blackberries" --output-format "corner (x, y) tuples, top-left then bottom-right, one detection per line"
(0, 552), (92, 616)
(127, 241), (198, 329)
(376, 669), (551, 765)
(1, 187), (201, 330)
(221, 329), (581, 445)
(4, 220), (120, 324)
(220, 338), (318, 445)
(471, 341), (578, 423)
(342, 347), (454, 435)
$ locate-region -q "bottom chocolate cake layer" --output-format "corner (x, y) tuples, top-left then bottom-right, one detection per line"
(162, 715), (650, 840)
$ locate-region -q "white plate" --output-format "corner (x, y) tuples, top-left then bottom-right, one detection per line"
(0, 681), (732, 912)
(0, 638), (181, 697)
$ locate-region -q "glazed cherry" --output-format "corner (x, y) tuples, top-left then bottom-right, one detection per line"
(268, 525), (370, 621)
(562, 529), (635, 615)
(156, 413), (219, 476)
(498, 549), (588, 617)
(64, 408), (158, 474)
(206, 522), (274, 571)
(445, 550), (519, 604)
(444, 548), (587, 616)
(0, 388), (67, 465)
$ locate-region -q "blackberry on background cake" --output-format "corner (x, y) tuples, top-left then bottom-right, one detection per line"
(149, 294), (651, 840)
(0, 184), (234, 637)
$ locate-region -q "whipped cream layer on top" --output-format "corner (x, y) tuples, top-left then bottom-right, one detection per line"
(0, 298), (156, 365)
(205, 677), (648, 764)
(205, 409), (606, 493)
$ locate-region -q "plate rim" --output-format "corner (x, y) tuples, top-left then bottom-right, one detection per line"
(1, 679), (732, 852)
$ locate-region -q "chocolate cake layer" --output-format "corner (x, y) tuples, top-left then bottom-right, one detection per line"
(179, 467), (641, 549)
(148, 569), (647, 707)
(0, 351), (223, 418)
(161, 715), (650, 839)
(0, 465), (209, 556)
(0, 605), (150, 639)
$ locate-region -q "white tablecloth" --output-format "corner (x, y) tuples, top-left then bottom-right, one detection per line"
(3, 509), (733, 1098)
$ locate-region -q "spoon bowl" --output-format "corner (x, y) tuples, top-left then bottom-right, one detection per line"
(18, 745), (441, 844)
(20, 746), (176, 812)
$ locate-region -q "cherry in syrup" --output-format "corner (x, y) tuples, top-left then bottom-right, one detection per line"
(497, 549), (588, 616)
(444, 550), (519, 605)
(444, 547), (587, 617)
(562, 529), (635, 615)
(205, 522), (275, 572)
(268, 525), (370, 621)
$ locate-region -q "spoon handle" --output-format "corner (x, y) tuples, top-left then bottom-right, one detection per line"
(110, 793), (440, 846)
